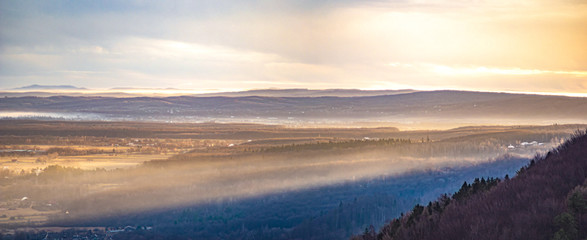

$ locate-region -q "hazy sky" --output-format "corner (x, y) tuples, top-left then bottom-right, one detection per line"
(1, 0), (586, 94)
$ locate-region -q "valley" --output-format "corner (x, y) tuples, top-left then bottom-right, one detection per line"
(0, 120), (583, 239)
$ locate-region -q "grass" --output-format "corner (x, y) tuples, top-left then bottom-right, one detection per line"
(1, 153), (173, 172)
(0, 207), (60, 226)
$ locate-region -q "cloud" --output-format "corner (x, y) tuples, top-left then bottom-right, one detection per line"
(0, 0), (586, 94)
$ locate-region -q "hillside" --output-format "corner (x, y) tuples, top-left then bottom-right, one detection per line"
(353, 130), (587, 240)
(1, 91), (587, 124)
(193, 89), (418, 97)
(1, 88), (417, 98)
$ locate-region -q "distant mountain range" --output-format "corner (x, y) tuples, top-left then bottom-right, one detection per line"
(1, 87), (417, 98)
(13, 84), (85, 90)
(1, 90), (586, 125)
(195, 88), (418, 97)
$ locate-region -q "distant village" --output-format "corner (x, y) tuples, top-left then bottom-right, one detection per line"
(507, 141), (545, 149)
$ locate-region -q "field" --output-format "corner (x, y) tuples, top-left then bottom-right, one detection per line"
(0, 120), (577, 175)
(0, 120), (585, 238)
(1, 153), (172, 172)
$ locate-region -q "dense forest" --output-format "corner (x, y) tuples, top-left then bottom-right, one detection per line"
(353, 130), (587, 240)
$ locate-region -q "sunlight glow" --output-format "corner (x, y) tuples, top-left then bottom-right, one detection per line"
(429, 65), (587, 76)
(387, 62), (587, 78)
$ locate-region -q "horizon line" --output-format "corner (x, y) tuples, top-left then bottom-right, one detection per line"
(1, 86), (586, 98)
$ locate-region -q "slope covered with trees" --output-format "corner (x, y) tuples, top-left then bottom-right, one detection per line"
(353, 130), (587, 240)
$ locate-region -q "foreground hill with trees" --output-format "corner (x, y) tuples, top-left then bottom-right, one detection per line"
(353, 130), (587, 240)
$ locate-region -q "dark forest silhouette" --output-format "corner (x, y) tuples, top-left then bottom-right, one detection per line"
(353, 130), (587, 240)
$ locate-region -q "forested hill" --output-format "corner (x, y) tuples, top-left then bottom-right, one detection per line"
(2, 91), (587, 121)
(353, 130), (587, 240)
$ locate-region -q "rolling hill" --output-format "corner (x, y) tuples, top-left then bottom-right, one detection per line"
(1, 90), (586, 125)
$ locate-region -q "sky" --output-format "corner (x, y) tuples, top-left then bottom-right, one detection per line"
(1, 0), (586, 95)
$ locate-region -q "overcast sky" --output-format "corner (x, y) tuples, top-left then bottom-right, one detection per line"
(1, 0), (586, 94)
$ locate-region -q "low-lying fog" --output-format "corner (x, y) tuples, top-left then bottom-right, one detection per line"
(0, 112), (103, 121)
(1, 136), (561, 223)
(2, 111), (583, 131)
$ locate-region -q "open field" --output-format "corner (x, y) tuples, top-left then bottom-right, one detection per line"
(0, 120), (582, 175)
(1, 153), (172, 172)
(0, 208), (60, 226)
